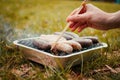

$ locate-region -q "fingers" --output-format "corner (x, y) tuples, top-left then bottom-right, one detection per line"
(69, 22), (75, 28)
(69, 22), (87, 32)
(70, 22), (81, 31)
(67, 5), (86, 22)
(67, 13), (88, 22)
(67, 8), (88, 32)
(66, 8), (79, 22)
(77, 24), (87, 32)
(66, 4), (95, 32)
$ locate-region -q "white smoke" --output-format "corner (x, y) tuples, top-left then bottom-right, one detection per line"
(0, 16), (40, 44)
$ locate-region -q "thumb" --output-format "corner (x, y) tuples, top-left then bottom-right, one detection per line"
(67, 13), (88, 22)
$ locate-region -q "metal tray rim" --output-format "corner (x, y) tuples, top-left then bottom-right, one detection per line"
(13, 37), (108, 58)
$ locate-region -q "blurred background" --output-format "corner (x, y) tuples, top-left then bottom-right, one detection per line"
(0, 0), (120, 79)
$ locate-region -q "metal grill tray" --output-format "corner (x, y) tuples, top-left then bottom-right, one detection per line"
(13, 37), (108, 68)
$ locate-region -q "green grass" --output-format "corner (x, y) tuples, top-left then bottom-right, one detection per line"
(0, 0), (120, 80)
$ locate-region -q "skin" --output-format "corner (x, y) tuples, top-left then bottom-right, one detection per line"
(66, 4), (120, 32)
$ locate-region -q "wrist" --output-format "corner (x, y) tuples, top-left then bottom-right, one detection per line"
(105, 13), (114, 30)
(107, 11), (120, 29)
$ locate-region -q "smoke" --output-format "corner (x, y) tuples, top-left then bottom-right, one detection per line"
(0, 16), (13, 43)
(14, 27), (40, 40)
(0, 16), (40, 44)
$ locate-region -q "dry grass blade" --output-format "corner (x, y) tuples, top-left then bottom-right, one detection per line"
(11, 64), (36, 77)
(105, 65), (118, 74)
(90, 64), (120, 75)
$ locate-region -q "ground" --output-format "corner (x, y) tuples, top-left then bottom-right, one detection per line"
(0, 0), (120, 80)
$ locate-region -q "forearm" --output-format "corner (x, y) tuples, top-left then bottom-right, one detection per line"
(107, 11), (120, 29)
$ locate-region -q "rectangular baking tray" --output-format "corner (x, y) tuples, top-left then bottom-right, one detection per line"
(13, 37), (108, 68)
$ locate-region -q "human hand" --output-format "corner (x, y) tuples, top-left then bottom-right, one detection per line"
(66, 4), (112, 32)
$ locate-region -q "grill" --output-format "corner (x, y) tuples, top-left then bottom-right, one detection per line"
(13, 37), (107, 68)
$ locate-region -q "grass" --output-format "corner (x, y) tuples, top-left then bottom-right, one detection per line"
(0, 0), (120, 80)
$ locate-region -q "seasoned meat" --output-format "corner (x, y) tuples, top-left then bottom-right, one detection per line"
(64, 32), (79, 38)
(73, 38), (93, 48)
(63, 40), (82, 51)
(34, 35), (73, 54)
(51, 40), (82, 54)
(54, 32), (74, 40)
(51, 42), (73, 54)
(54, 32), (79, 40)
(33, 34), (99, 54)
(80, 36), (99, 44)
(40, 34), (67, 43)
(33, 38), (51, 50)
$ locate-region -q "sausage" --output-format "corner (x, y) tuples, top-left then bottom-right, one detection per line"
(40, 34), (67, 42)
(72, 38), (93, 48)
(33, 38), (51, 50)
(63, 40), (82, 51)
(51, 42), (73, 54)
(80, 36), (99, 44)
(54, 32), (79, 40)
(64, 32), (79, 38)
(54, 32), (74, 40)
